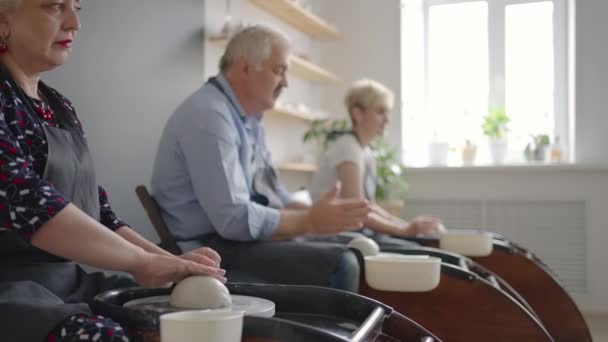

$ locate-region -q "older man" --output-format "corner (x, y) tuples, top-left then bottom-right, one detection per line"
(151, 25), (370, 291)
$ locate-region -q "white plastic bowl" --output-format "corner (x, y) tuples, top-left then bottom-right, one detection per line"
(439, 230), (493, 257)
(160, 310), (243, 342)
(364, 253), (441, 292)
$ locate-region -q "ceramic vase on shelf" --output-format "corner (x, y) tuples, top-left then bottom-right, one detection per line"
(550, 136), (564, 163)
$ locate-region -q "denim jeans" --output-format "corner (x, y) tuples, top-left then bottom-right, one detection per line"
(330, 250), (361, 293)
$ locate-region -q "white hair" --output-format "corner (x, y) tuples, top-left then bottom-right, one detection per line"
(219, 25), (290, 73)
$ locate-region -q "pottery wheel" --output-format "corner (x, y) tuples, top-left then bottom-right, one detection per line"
(123, 295), (275, 317)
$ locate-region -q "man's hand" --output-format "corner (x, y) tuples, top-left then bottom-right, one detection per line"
(308, 183), (371, 235)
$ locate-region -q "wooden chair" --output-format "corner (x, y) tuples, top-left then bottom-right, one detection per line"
(135, 185), (182, 255)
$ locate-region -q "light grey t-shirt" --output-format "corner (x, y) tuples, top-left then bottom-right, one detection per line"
(310, 134), (377, 202)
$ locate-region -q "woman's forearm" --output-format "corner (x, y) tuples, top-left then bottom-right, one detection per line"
(365, 210), (405, 235)
(31, 204), (148, 273)
(115, 226), (173, 257)
(373, 203), (410, 226)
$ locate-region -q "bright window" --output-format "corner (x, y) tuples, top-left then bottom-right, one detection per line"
(401, 0), (570, 165)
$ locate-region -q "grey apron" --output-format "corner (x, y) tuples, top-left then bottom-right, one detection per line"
(199, 77), (349, 287)
(0, 78), (135, 342)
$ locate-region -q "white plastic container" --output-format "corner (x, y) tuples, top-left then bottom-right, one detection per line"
(160, 310), (243, 342)
(439, 230), (493, 256)
(364, 253), (441, 292)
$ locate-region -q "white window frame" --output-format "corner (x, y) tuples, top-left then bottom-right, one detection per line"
(405, 0), (572, 162)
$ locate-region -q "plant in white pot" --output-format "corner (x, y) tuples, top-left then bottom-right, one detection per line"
(524, 134), (550, 162)
(482, 106), (510, 164)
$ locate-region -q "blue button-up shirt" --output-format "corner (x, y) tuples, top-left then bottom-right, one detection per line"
(150, 74), (292, 245)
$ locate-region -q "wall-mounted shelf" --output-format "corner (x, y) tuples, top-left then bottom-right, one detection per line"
(208, 36), (229, 48)
(266, 106), (321, 122)
(249, 0), (342, 40)
(208, 37), (340, 84)
(277, 162), (318, 172)
(290, 55), (340, 83)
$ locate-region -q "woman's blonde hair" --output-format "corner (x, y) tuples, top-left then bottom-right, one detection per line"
(344, 78), (394, 115)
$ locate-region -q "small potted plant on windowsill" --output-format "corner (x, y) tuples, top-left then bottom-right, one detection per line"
(482, 106), (510, 164)
(461, 139), (477, 164)
(524, 134), (550, 162)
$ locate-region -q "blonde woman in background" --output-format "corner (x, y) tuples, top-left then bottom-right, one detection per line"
(310, 79), (445, 238)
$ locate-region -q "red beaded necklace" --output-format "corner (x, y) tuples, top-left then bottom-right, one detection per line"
(33, 102), (54, 120)
(31, 91), (56, 125)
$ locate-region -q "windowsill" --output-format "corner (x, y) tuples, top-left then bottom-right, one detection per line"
(404, 162), (608, 172)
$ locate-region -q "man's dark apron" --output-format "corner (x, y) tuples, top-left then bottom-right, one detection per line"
(193, 77), (350, 287)
(0, 78), (134, 342)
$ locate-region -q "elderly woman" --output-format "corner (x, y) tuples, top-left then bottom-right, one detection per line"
(0, 1), (225, 341)
(310, 79), (444, 238)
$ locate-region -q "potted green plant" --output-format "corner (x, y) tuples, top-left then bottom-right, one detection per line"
(524, 134), (550, 162)
(482, 106), (510, 164)
(302, 118), (349, 162)
(371, 137), (409, 216)
(302, 118), (350, 149)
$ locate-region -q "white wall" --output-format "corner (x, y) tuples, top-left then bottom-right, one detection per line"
(319, 0), (403, 149)
(574, 0), (608, 163)
(45, 0), (206, 241)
